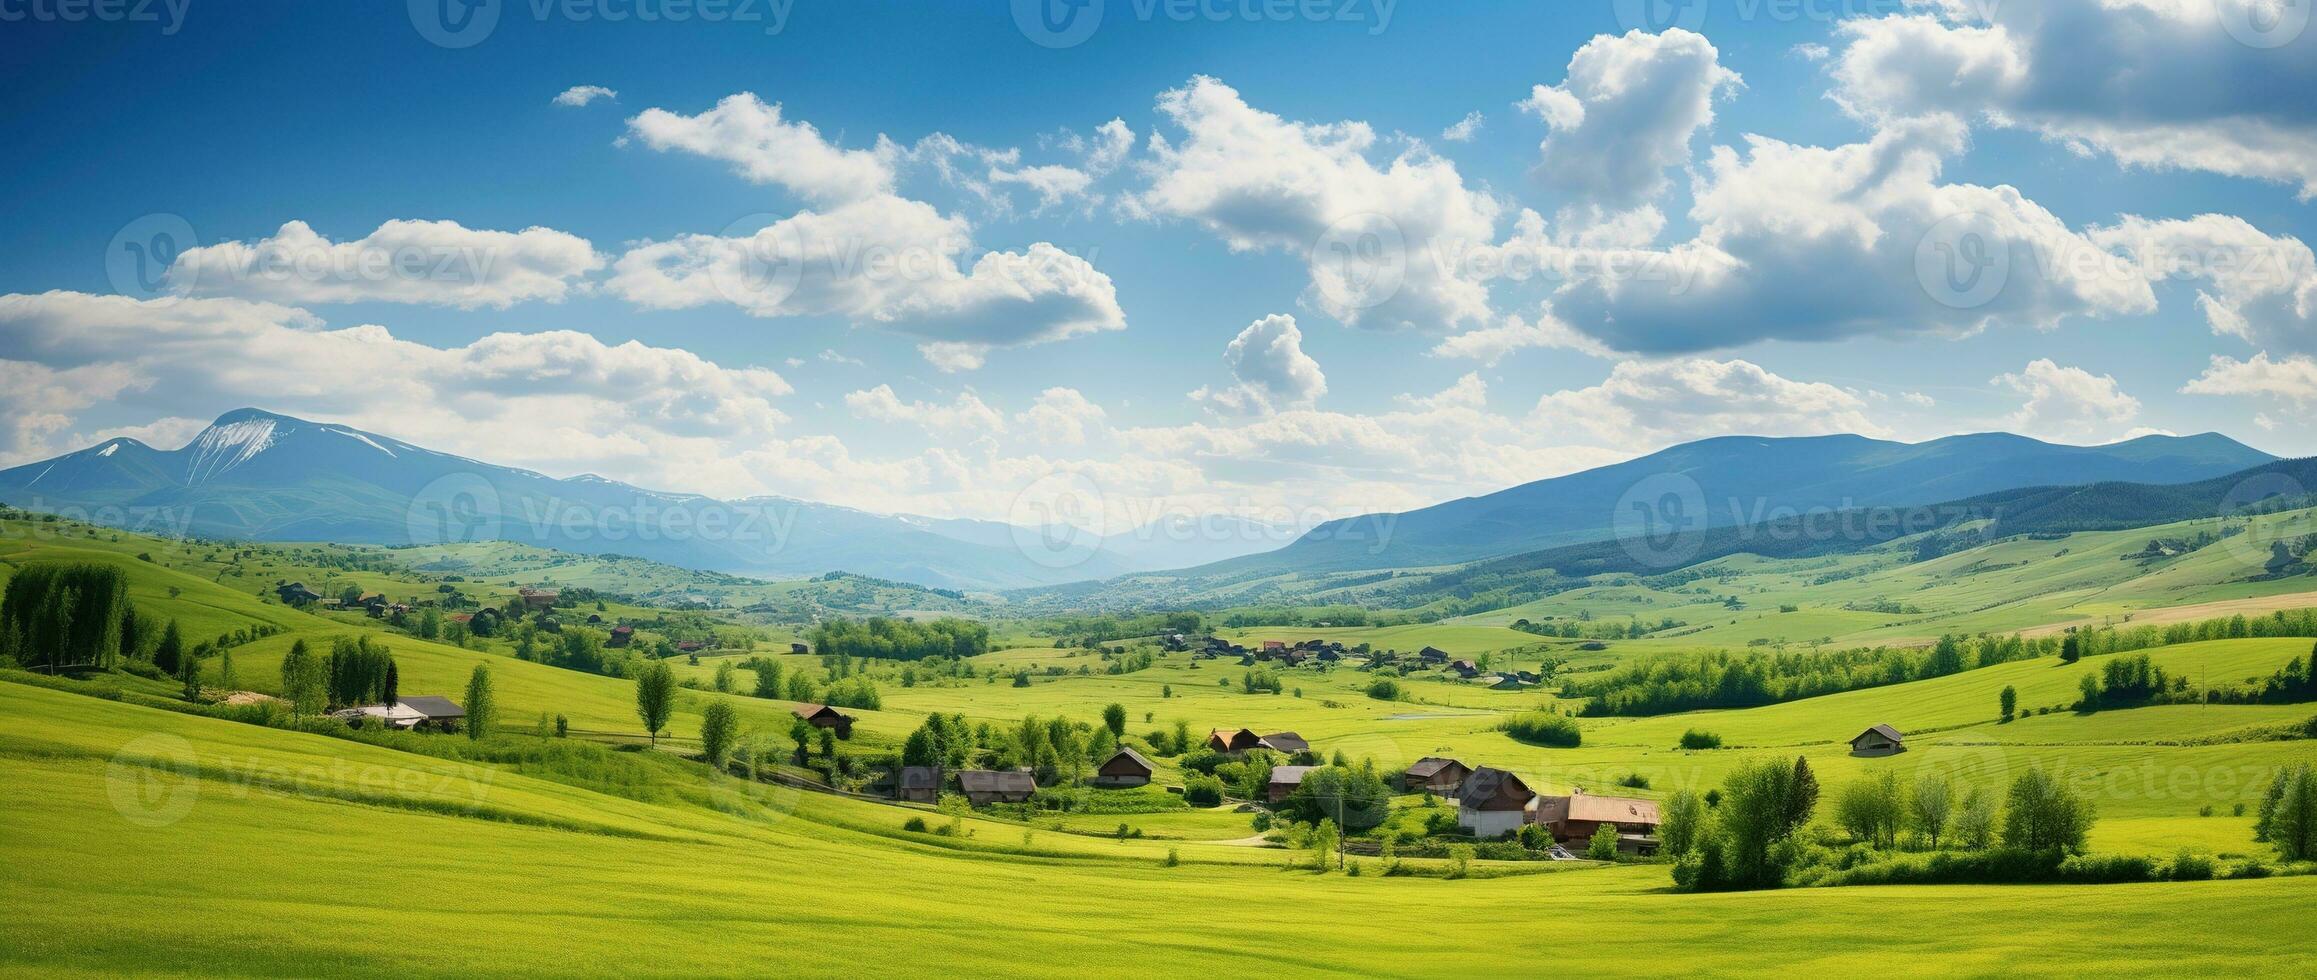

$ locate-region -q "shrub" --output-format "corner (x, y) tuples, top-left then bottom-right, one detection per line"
(1364, 678), (1405, 701)
(1182, 775), (1225, 808)
(1164, 847), (1180, 867)
(1499, 711), (1582, 748)
(902, 817), (928, 833)
(2169, 849), (2216, 881)
(1587, 823), (1622, 861)
(1678, 729), (1723, 750)
(1617, 772), (1651, 790)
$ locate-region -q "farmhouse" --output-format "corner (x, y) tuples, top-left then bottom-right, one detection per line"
(1457, 767), (1537, 839)
(793, 703), (855, 738)
(1850, 724), (1905, 757)
(957, 769), (1036, 806)
(396, 696), (466, 733)
(1206, 728), (1310, 756)
(330, 702), (426, 730)
(606, 625), (634, 648)
(894, 766), (941, 804)
(1261, 640), (1287, 653)
(1094, 747), (1155, 788)
(1267, 765), (1315, 803)
(1404, 757), (1472, 795)
(1534, 791), (1662, 854)
(516, 587), (559, 610)
(1419, 646), (1449, 665)
(1448, 659), (1479, 678)
(276, 582), (323, 606)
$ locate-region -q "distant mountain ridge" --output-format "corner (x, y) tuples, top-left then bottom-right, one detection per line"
(0, 409), (1284, 591)
(1183, 431), (2276, 579)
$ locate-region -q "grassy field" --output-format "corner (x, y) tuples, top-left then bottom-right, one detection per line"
(8, 680), (2317, 977)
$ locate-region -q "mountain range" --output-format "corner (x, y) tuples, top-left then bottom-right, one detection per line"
(0, 411), (2276, 593)
(0, 409), (1287, 591)
(1183, 431), (2276, 580)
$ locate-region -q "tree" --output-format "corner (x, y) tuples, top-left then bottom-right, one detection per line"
(1999, 685), (2017, 723)
(1102, 702), (1127, 738)
(279, 639), (327, 719)
(753, 660), (783, 699)
(714, 660), (735, 694)
(2001, 768), (2094, 854)
(1784, 756), (1820, 837)
(1835, 771), (1904, 849)
(219, 646), (236, 691)
(2256, 763), (2317, 861)
(2060, 633), (2082, 664)
(818, 727), (836, 762)
(1658, 789), (1707, 857)
(1718, 757), (1814, 887)
(1587, 822), (1622, 861)
(1910, 774), (1955, 849)
(2077, 673), (2102, 712)
(464, 663), (496, 740)
(1285, 766), (1392, 833)
(635, 661), (675, 744)
(153, 620), (186, 676)
(0, 562), (128, 671)
(1309, 818), (1341, 871)
(699, 701), (739, 769)
(179, 650), (202, 701)
(1951, 784), (1997, 850)
(789, 716), (814, 763)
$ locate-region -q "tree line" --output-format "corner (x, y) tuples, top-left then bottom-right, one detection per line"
(808, 616), (989, 661)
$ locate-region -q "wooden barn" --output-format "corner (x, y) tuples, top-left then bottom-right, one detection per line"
(957, 769), (1036, 806)
(1094, 748), (1155, 788)
(1404, 757), (1472, 795)
(792, 703), (855, 738)
(1850, 724), (1905, 757)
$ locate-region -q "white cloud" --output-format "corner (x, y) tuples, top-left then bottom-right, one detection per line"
(625, 93), (898, 205)
(2183, 352), (2317, 423)
(1994, 358), (2144, 443)
(553, 85), (618, 107)
(1137, 76), (1502, 331)
(1428, 306), (1607, 364)
(1441, 111), (1484, 143)
(1828, 2), (2317, 198)
(2086, 214), (2317, 352)
(1016, 388), (1108, 445)
(1191, 313), (1329, 415)
(168, 219), (602, 310)
(1544, 116), (2157, 352)
(612, 96), (1125, 370)
(844, 384), (1006, 436)
(1530, 358), (1888, 445)
(0, 291), (791, 480)
(1520, 29), (1742, 210)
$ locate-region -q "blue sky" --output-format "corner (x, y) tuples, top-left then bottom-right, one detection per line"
(2, 0), (2314, 529)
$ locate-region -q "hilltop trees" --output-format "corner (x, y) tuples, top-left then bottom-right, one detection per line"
(0, 561), (130, 671)
(2255, 763), (2317, 861)
(636, 661), (676, 744)
(279, 640), (327, 719)
(325, 636), (397, 708)
(809, 616), (989, 661)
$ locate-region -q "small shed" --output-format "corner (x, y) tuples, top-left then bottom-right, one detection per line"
(958, 769), (1036, 806)
(1095, 747), (1155, 788)
(793, 703), (855, 738)
(894, 766), (941, 804)
(1267, 765), (1315, 804)
(1850, 724), (1905, 757)
(1404, 757), (1472, 795)
(396, 696), (466, 732)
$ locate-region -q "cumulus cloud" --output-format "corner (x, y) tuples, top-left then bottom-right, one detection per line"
(553, 85), (618, 107)
(1828, 1), (2317, 198)
(1137, 76), (1501, 331)
(1530, 358), (1888, 445)
(1543, 116), (2155, 352)
(2086, 214), (2317, 352)
(2183, 351), (2317, 426)
(1441, 111), (1484, 142)
(1191, 314), (1329, 415)
(612, 95), (1125, 370)
(0, 291), (791, 478)
(1520, 29), (1741, 210)
(1016, 387), (1108, 445)
(1994, 358), (2144, 443)
(168, 219), (602, 309)
(844, 384), (1006, 436)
